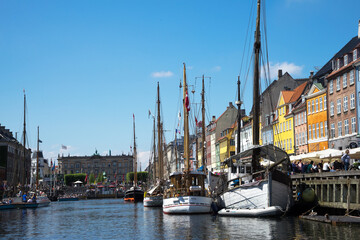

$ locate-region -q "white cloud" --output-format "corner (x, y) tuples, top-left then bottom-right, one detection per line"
(212, 66), (221, 72)
(151, 71), (174, 78)
(266, 62), (304, 79)
(137, 151), (150, 171)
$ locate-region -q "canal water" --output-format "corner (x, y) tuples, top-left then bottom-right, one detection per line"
(1, 199), (359, 239)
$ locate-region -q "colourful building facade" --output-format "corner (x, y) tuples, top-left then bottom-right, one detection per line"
(306, 83), (328, 152)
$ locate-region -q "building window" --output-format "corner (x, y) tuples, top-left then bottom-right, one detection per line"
(315, 99), (318, 112)
(338, 121), (342, 137)
(350, 70), (354, 85)
(344, 119), (349, 135)
(330, 102), (334, 116)
(304, 131), (307, 144)
(325, 121), (328, 137)
(330, 123), (335, 138)
(336, 77), (341, 91)
(354, 49), (357, 60)
(343, 73), (347, 88)
(351, 117), (356, 133)
(316, 123), (319, 139)
(350, 93), (355, 109)
(319, 97), (323, 111)
(286, 121), (288, 131)
(344, 54), (348, 65)
(309, 125), (312, 140)
(75, 163), (80, 169)
(312, 124), (315, 139)
(308, 101), (311, 114)
(337, 99), (341, 114)
(337, 59), (340, 70)
(311, 100), (314, 113)
(343, 96), (348, 112)
(329, 80), (334, 94)
(320, 122), (323, 138)
(324, 96), (327, 110)
(289, 120), (292, 130)
(290, 139), (292, 150)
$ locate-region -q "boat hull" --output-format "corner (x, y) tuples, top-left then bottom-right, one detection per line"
(163, 196), (212, 214)
(0, 204), (15, 210)
(37, 196), (51, 207)
(218, 177), (292, 217)
(218, 206), (283, 217)
(124, 189), (144, 202)
(144, 196), (163, 207)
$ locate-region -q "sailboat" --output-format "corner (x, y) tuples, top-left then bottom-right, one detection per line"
(144, 82), (164, 207)
(124, 114), (144, 202)
(217, 0), (293, 217)
(162, 63), (212, 214)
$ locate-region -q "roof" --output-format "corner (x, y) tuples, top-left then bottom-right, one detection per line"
(315, 35), (360, 79)
(327, 58), (360, 79)
(289, 82), (308, 103)
(281, 91), (294, 104)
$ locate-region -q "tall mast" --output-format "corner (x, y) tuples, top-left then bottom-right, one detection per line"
(174, 131), (178, 172)
(36, 126), (39, 190)
(23, 90), (27, 186)
(236, 76), (242, 154)
(133, 114), (137, 187)
(252, 0), (261, 170)
(157, 82), (163, 180)
(183, 63), (190, 172)
(201, 75), (206, 171)
(152, 117), (157, 182)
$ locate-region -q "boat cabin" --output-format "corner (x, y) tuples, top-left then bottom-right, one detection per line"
(165, 171), (208, 198)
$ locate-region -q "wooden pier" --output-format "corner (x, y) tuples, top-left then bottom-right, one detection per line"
(291, 171), (360, 213)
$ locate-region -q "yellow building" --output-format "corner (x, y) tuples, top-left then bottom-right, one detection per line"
(218, 126), (236, 168)
(273, 82), (308, 155)
(306, 83), (328, 152)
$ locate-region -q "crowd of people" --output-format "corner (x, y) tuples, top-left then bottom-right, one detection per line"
(291, 149), (357, 173)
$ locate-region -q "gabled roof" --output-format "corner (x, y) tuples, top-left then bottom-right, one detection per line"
(289, 82), (308, 103)
(282, 91), (294, 104)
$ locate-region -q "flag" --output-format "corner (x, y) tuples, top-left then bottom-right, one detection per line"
(38, 139), (42, 143)
(185, 91), (190, 112)
(178, 111), (181, 121)
(195, 117), (198, 126)
(61, 145), (67, 150)
(148, 110), (152, 118)
(52, 162), (55, 171)
(50, 160), (53, 167)
(85, 174), (88, 183)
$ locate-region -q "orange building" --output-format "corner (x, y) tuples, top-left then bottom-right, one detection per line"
(306, 83), (328, 152)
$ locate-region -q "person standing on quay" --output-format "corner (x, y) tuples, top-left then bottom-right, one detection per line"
(341, 149), (350, 171)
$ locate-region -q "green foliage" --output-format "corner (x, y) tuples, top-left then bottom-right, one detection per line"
(96, 172), (106, 183)
(126, 171), (148, 183)
(64, 173), (86, 186)
(89, 173), (95, 184)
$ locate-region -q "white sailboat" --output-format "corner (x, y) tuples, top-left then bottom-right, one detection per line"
(162, 63), (212, 214)
(217, 0), (293, 217)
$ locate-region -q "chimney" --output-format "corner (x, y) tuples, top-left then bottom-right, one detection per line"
(212, 116), (216, 122)
(358, 20), (360, 39)
(310, 71), (314, 79)
(229, 102), (233, 108)
(278, 69), (283, 79)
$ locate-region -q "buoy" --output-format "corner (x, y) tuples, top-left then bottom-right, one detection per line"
(302, 188), (315, 203)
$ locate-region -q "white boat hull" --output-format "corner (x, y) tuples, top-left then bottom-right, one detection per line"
(219, 178), (292, 217)
(218, 206), (283, 217)
(163, 196), (212, 214)
(144, 196), (163, 207)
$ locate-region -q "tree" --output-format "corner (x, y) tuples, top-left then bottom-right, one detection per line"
(64, 173), (86, 186)
(89, 173), (95, 184)
(126, 171), (148, 183)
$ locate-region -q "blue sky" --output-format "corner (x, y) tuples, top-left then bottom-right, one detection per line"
(1, 0), (359, 169)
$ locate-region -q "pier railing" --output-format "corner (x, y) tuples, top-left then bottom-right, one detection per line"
(291, 171), (360, 212)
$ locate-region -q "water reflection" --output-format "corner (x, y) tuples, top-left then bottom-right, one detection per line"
(1, 200), (360, 240)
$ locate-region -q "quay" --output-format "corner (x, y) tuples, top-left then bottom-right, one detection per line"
(291, 170), (360, 213)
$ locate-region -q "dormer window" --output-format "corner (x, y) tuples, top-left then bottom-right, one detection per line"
(332, 60), (335, 70)
(337, 59), (340, 70)
(354, 49), (358, 60)
(344, 54), (348, 66)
